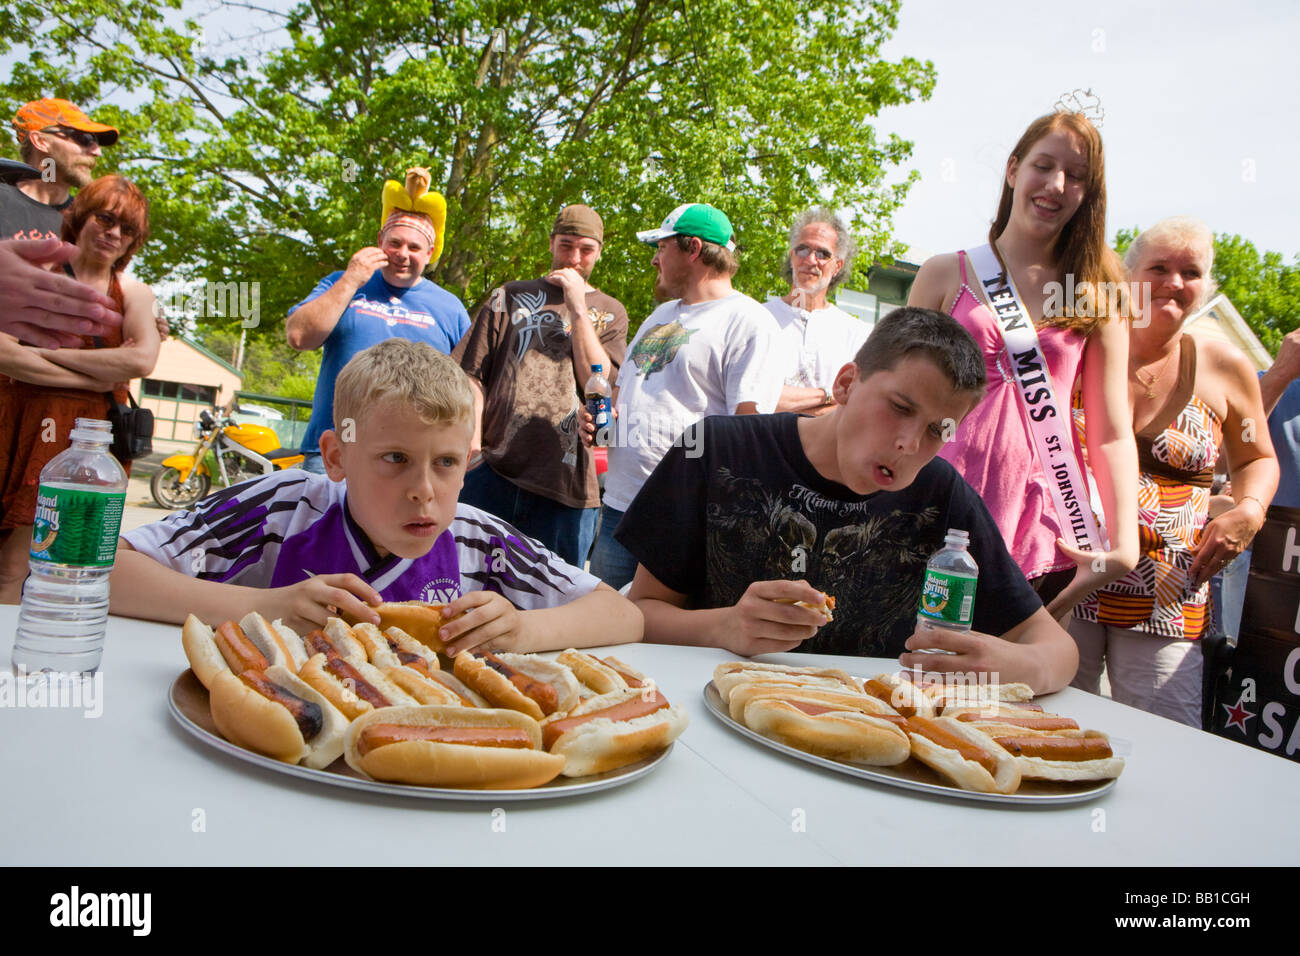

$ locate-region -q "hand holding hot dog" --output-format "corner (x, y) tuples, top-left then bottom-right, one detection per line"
(713, 579), (830, 657)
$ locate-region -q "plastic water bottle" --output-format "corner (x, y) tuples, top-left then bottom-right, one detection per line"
(584, 363), (612, 447)
(12, 418), (127, 675)
(915, 529), (978, 651)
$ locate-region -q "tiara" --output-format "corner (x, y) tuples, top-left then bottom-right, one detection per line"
(1054, 88), (1104, 127)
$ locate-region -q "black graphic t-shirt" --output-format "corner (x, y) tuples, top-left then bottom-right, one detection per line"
(0, 183), (65, 241)
(615, 413), (1042, 658)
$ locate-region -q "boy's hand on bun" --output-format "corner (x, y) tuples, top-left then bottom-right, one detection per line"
(438, 590), (525, 656)
(265, 574), (383, 636)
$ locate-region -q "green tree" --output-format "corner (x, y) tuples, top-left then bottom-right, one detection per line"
(1114, 227), (1300, 354)
(196, 328), (320, 400)
(2, 0), (934, 349)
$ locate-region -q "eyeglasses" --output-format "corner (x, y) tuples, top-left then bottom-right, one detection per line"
(91, 210), (139, 238)
(43, 127), (101, 150)
(793, 244), (835, 262)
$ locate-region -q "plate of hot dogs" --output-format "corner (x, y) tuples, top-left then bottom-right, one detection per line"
(704, 662), (1124, 805)
(167, 606), (688, 799)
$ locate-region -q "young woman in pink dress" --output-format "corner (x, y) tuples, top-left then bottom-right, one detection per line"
(909, 111), (1138, 620)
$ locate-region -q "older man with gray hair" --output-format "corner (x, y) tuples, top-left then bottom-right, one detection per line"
(768, 207), (870, 415)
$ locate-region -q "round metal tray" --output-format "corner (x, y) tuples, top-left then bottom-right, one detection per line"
(703, 681), (1118, 806)
(168, 669), (673, 801)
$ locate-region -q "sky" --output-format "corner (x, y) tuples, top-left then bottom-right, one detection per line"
(873, 0), (1299, 264)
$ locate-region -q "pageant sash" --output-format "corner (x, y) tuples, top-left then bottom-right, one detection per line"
(967, 244), (1108, 553)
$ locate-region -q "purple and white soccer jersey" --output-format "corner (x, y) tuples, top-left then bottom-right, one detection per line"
(123, 470), (600, 608)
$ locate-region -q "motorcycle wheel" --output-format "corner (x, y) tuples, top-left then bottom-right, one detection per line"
(150, 466), (211, 509)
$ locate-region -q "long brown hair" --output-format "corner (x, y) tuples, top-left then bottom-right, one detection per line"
(989, 112), (1125, 334)
(62, 175), (150, 272)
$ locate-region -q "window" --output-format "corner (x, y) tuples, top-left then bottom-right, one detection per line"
(143, 379), (217, 405)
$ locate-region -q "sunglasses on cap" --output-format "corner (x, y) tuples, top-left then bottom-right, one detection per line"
(92, 210), (139, 238)
(42, 127), (101, 150)
(793, 244), (835, 262)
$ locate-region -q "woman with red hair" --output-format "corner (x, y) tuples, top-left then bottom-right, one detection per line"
(909, 111), (1138, 629)
(0, 174), (160, 602)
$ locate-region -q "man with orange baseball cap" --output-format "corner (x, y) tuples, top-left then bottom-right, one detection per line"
(2, 97), (118, 241)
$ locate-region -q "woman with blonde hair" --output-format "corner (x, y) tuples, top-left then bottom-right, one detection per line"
(1071, 216), (1277, 726)
(0, 175), (159, 602)
(909, 111), (1138, 624)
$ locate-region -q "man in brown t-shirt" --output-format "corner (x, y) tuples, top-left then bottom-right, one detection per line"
(453, 204), (628, 566)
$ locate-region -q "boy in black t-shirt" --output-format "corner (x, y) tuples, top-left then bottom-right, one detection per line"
(619, 307), (1079, 693)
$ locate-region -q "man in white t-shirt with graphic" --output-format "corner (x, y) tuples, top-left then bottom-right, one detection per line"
(768, 207), (871, 416)
(586, 202), (781, 589)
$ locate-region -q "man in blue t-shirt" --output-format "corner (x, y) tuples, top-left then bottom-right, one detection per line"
(287, 207), (470, 472)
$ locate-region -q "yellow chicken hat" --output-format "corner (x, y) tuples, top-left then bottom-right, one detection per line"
(379, 166), (447, 265)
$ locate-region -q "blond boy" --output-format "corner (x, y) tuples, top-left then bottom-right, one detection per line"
(113, 339), (641, 652)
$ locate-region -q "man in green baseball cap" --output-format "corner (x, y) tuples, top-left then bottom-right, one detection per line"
(584, 200), (782, 589)
(635, 202), (736, 252)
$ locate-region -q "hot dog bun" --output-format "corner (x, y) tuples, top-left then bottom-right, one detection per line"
(344, 706), (566, 789)
(346, 602), (460, 654)
(541, 688), (688, 777)
(384, 665), (472, 707)
(351, 621), (441, 675)
(453, 651), (578, 719)
(737, 688), (910, 766)
(299, 652), (418, 720)
(714, 669), (860, 704)
(208, 664), (347, 769)
(972, 726), (1125, 782)
(861, 673), (936, 719)
(557, 650), (650, 696)
(904, 716), (1021, 794)
(239, 613), (309, 671)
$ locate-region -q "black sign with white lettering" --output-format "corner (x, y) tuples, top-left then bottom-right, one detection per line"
(1211, 505), (1300, 760)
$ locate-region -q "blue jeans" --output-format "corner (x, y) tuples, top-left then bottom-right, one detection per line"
(1218, 547), (1251, 638)
(460, 463), (597, 568)
(301, 452), (326, 475)
(589, 504), (638, 590)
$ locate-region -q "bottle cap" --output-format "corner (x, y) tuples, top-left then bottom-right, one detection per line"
(591, 364), (603, 373)
(70, 418), (113, 444)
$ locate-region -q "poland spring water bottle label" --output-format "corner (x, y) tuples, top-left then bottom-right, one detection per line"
(30, 485), (126, 567)
(917, 570), (976, 628)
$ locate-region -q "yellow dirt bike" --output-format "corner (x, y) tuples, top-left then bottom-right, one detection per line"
(150, 407), (305, 509)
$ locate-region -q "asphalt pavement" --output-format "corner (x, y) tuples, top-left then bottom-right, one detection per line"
(122, 453), (176, 533)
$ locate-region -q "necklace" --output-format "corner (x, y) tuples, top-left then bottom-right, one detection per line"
(1133, 343), (1179, 400)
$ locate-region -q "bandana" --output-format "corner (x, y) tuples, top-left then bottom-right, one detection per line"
(379, 210), (437, 249)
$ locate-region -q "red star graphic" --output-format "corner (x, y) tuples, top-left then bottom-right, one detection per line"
(1222, 699), (1254, 734)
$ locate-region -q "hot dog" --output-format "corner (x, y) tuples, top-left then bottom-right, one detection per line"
(714, 668), (861, 705)
(775, 592), (836, 621)
(540, 688), (689, 776)
(557, 650), (654, 696)
(453, 651), (580, 719)
(713, 661), (858, 691)
(344, 705), (566, 789)
(384, 664), (483, 707)
(350, 621), (441, 676)
(181, 615), (347, 768)
(965, 725), (1125, 782)
(734, 687), (910, 766)
(903, 715), (1021, 794)
(298, 643), (418, 721)
(861, 673), (936, 719)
